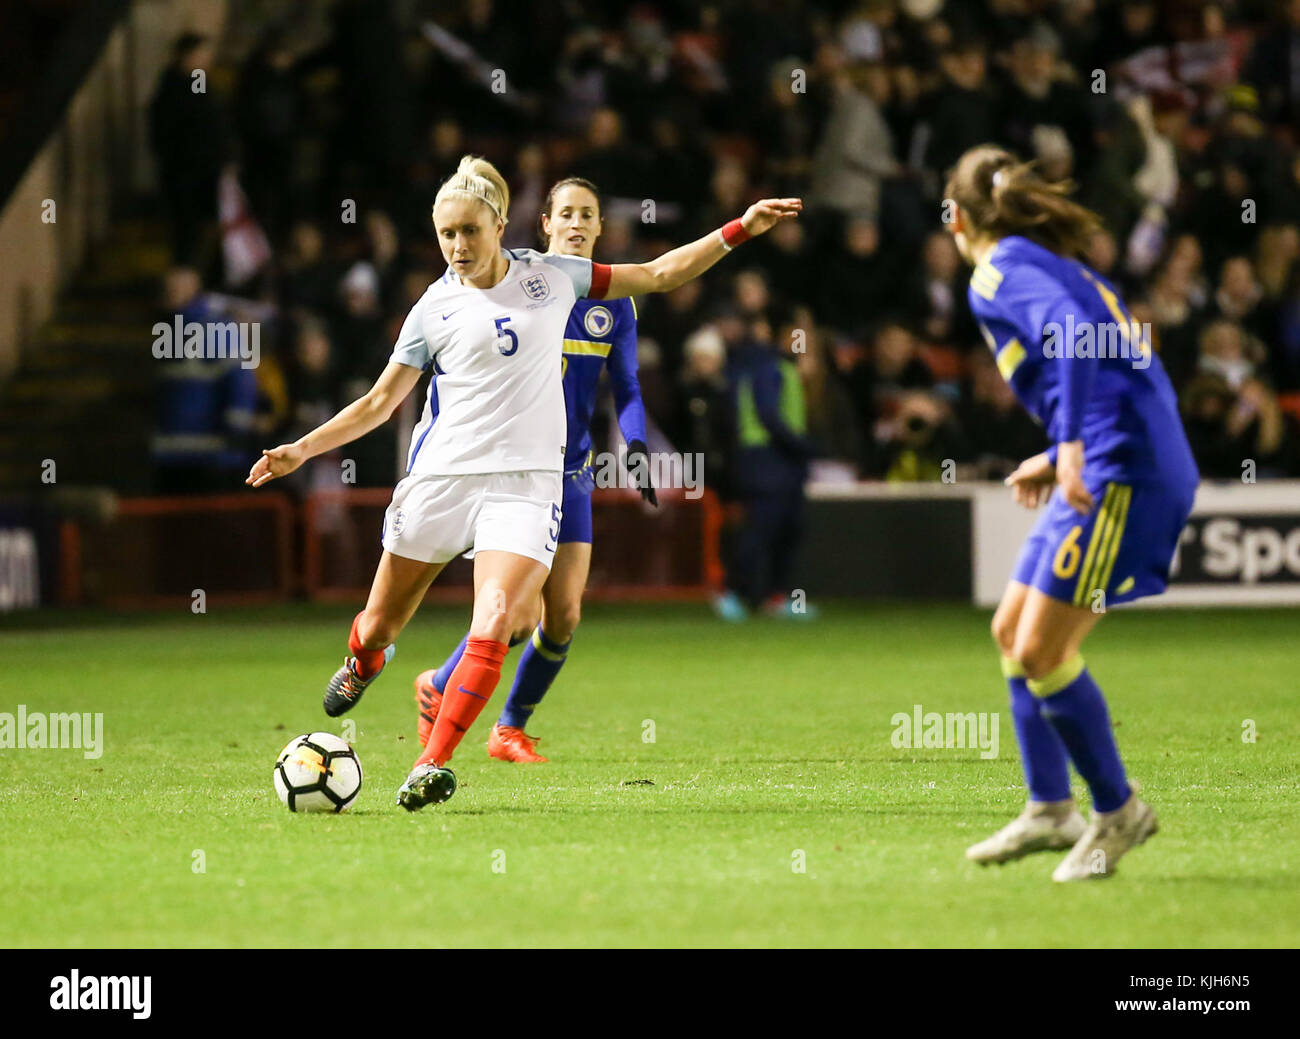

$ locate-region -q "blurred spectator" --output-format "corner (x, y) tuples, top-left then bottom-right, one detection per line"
(695, 155), (754, 240)
(898, 230), (974, 346)
(364, 211), (404, 308)
(571, 108), (645, 202)
(673, 325), (732, 496)
(819, 218), (896, 336)
(913, 38), (997, 185)
(1186, 88), (1292, 275)
(1083, 228), (1120, 281)
(745, 218), (816, 318)
(793, 318), (861, 474)
(332, 261), (387, 385)
(1212, 255), (1273, 345)
(149, 33), (229, 266)
(299, 0), (413, 199)
(151, 268), (260, 494)
(327, 258), (396, 487)
(504, 144), (547, 250)
(958, 349), (1048, 480)
(1147, 238), (1208, 387)
(279, 221), (335, 313)
(867, 320), (934, 404)
(733, 269), (772, 323)
(1255, 225), (1300, 304)
(641, 279), (708, 378)
(287, 318), (339, 441)
(235, 27), (302, 242)
(716, 319), (817, 621)
(1240, 0), (1300, 128)
(877, 391), (966, 482)
(1197, 318), (1262, 390)
(1182, 374), (1296, 478)
(997, 23), (1091, 181)
(810, 61), (897, 224)
(646, 114), (712, 221)
(751, 58), (821, 197)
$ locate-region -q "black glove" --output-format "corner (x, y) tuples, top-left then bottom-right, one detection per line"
(625, 439), (658, 507)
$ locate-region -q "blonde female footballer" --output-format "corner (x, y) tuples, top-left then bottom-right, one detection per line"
(247, 155), (800, 809)
(415, 176), (654, 765)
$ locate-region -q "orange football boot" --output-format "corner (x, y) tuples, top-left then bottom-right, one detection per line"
(487, 725), (548, 763)
(414, 670), (443, 749)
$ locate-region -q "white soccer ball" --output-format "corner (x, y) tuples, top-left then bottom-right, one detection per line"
(273, 732), (362, 813)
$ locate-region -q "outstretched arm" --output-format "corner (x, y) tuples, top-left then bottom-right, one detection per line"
(246, 361), (423, 487)
(598, 198), (801, 299)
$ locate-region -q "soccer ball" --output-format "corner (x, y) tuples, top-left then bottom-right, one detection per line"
(273, 732), (362, 813)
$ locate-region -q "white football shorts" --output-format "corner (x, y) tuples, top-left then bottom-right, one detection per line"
(380, 470), (563, 569)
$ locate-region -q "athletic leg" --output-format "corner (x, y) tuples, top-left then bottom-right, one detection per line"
(966, 579), (1085, 864)
(1012, 590), (1121, 809)
(416, 621), (535, 744)
(488, 541), (590, 761)
(1012, 589), (1159, 881)
(415, 549), (549, 769)
(324, 551), (444, 716)
(994, 581), (1072, 803)
(717, 492), (776, 618)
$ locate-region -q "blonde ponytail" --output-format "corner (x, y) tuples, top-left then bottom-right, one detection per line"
(434, 155), (511, 225)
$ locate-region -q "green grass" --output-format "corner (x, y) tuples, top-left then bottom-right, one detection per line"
(2, 602), (1297, 948)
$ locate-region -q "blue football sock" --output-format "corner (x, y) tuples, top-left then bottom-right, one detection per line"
(1032, 656), (1130, 813)
(431, 631), (526, 694)
(431, 634), (468, 694)
(1003, 656), (1072, 802)
(499, 627), (570, 729)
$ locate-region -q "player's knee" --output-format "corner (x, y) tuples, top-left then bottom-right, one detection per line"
(1014, 637), (1065, 682)
(546, 600), (581, 643)
(357, 611), (396, 649)
(511, 612), (539, 644)
(470, 582), (513, 643)
(471, 612), (513, 644)
(990, 611), (1017, 657)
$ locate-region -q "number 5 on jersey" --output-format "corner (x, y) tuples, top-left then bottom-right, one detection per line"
(545, 503), (561, 553)
(494, 316), (518, 356)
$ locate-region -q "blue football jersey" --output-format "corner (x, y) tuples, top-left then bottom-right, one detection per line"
(560, 296), (646, 473)
(968, 235), (1197, 488)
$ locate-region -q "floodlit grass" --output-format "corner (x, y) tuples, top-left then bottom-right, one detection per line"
(3, 603), (1296, 947)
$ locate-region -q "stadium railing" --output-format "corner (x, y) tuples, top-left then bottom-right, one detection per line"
(56, 487), (723, 608)
(302, 486), (724, 603)
(66, 492), (295, 609)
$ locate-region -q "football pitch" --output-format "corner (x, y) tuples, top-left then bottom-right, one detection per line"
(4, 602), (1297, 948)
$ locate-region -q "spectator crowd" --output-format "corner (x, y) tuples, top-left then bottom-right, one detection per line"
(149, 0), (1300, 493)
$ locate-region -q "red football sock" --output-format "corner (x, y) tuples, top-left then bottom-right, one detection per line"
(348, 611), (388, 679)
(416, 637), (509, 768)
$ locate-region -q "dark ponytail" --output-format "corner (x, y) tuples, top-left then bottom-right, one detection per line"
(945, 145), (1101, 259)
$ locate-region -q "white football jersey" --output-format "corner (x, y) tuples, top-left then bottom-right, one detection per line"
(391, 248), (595, 476)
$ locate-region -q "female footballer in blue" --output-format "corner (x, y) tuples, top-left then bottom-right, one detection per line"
(413, 177), (654, 763)
(947, 145), (1198, 882)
